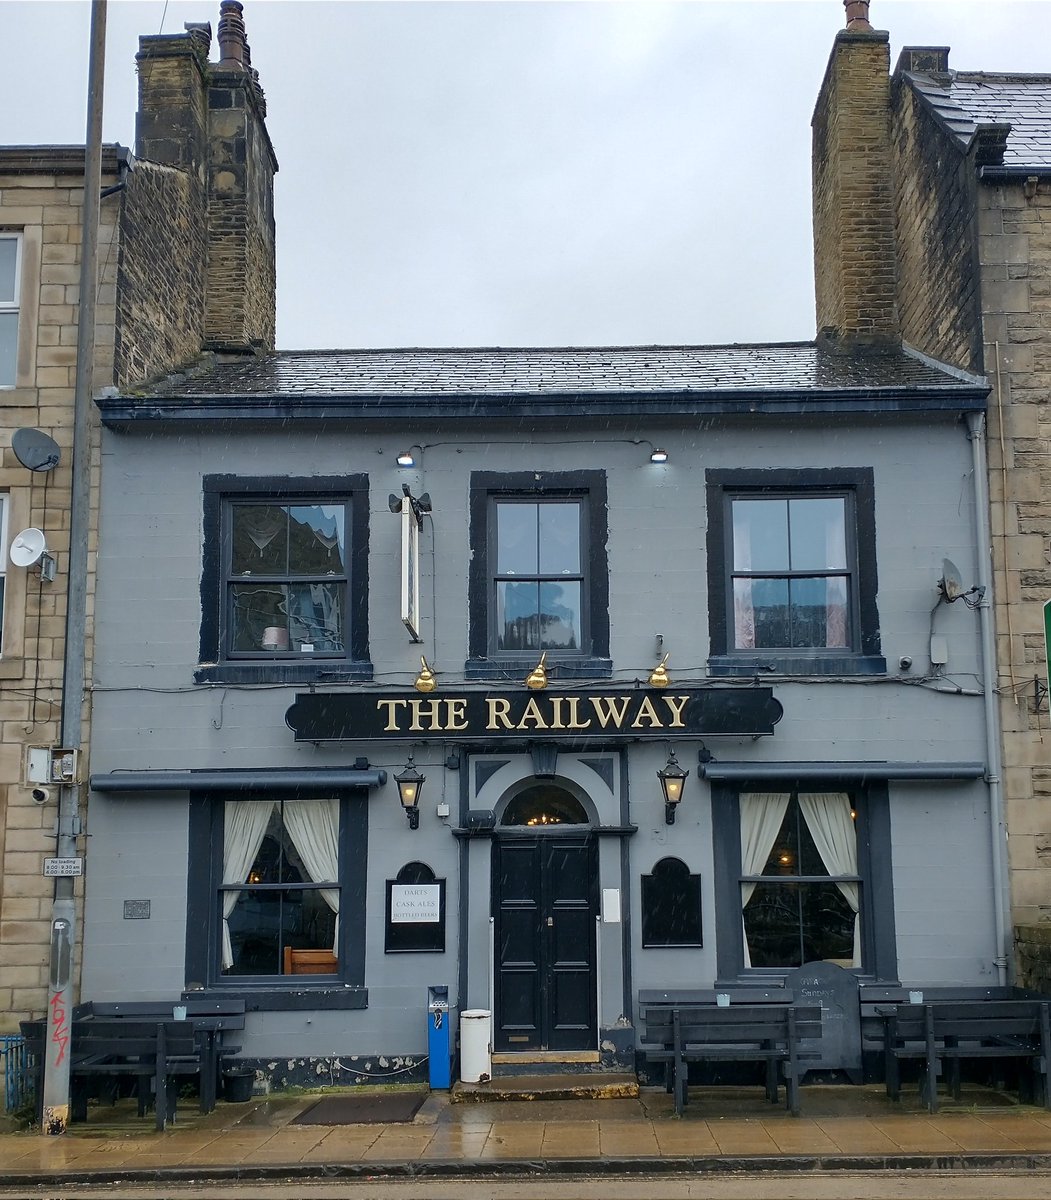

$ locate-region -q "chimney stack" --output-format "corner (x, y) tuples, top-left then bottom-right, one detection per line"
(811, 0), (900, 348)
(134, 1), (277, 356)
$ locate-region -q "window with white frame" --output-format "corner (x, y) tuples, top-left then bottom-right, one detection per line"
(0, 234), (21, 388)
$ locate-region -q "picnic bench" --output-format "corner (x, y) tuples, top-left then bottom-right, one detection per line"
(639, 997), (822, 1116)
(881, 998), (1051, 1113)
(76, 998), (246, 1114)
(21, 1017), (200, 1131)
(21, 997), (246, 1127)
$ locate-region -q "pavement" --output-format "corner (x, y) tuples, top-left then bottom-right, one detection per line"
(4, 1080), (1051, 1187)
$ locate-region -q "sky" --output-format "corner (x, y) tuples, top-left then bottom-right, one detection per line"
(3, 0), (1051, 350)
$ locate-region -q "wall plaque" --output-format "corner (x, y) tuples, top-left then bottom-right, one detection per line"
(123, 899), (151, 920)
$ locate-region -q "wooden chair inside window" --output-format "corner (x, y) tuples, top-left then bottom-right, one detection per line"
(283, 947), (338, 975)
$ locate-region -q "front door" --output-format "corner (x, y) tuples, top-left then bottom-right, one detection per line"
(493, 833), (597, 1051)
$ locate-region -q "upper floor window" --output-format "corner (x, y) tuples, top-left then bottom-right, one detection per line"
(0, 234), (21, 388)
(706, 469), (884, 676)
(197, 475), (371, 684)
(467, 471), (610, 679)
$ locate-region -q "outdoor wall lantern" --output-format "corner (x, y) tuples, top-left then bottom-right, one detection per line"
(657, 749), (689, 825)
(395, 752), (425, 830)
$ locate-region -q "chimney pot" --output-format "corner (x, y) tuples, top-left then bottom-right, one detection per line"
(844, 0), (872, 30)
(217, 0), (247, 69)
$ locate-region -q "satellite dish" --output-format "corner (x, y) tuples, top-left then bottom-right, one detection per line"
(11, 428), (60, 473)
(940, 558), (964, 601)
(10, 528), (48, 568)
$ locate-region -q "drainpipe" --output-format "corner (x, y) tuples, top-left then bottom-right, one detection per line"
(967, 410), (1011, 986)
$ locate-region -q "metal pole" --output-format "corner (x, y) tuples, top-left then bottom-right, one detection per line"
(41, 0), (106, 1135)
(967, 410), (1011, 986)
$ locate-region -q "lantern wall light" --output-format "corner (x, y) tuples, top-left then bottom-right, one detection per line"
(395, 751), (425, 830)
(657, 749), (689, 825)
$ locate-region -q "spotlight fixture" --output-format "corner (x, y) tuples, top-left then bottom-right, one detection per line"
(657, 749), (689, 825)
(649, 448), (668, 464)
(648, 653), (670, 689)
(396, 450), (417, 468)
(394, 752), (425, 830)
(525, 652), (548, 691)
(415, 656), (437, 693)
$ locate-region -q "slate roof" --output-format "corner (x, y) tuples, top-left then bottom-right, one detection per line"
(908, 72), (1051, 168)
(100, 343), (983, 427)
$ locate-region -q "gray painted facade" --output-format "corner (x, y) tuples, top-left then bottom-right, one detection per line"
(83, 392), (999, 1083)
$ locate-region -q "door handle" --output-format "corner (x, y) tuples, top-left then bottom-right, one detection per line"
(546, 917), (554, 927)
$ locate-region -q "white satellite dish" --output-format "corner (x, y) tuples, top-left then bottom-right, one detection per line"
(10, 528), (47, 568)
(939, 558), (964, 602)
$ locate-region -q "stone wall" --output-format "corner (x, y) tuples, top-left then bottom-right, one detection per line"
(890, 66), (983, 375)
(1015, 925), (1051, 993)
(978, 178), (1051, 930)
(0, 158), (120, 1029)
(115, 160), (207, 387)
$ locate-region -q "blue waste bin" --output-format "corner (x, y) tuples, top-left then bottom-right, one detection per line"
(427, 985), (451, 1089)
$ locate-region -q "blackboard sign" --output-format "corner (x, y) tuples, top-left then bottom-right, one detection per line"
(783, 961), (861, 1082)
(385, 862), (446, 954)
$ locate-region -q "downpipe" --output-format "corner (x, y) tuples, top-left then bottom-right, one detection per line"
(967, 411), (1011, 985)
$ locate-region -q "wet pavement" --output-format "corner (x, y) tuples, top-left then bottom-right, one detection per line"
(3, 1083), (1051, 1186)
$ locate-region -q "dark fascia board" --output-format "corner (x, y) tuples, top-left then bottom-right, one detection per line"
(0, 144), (131, 175)
(700, 760), (985, 783)
(89, 767), (388, 793)
(96, 387), (989, 427)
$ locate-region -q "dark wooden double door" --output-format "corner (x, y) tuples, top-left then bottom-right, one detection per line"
(493, 834), (597, 1052)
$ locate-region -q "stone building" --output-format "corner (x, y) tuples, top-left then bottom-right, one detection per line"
(0, 1), (276, 1032)
(814, 0), (1051, 979)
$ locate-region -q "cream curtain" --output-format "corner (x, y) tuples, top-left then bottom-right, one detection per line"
(221, 800), (275, 970)
(283, 798), (341, 955)
(798, 791), (860, 967)
(739, 791), (791, 969)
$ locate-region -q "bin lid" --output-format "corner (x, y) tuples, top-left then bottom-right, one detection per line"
(461, 1009), (491, 1018)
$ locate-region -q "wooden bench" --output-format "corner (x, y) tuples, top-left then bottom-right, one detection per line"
(76, 998), (246, 1114)
(284, 947), (338, 975)
(21, 1018), (200, 1131)
(882, 999), (1051, 1113)
(640, 1001), (822, 1116)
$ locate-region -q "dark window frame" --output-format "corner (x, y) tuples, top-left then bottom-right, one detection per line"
(384, 861), (447, 954)
(197, 475), (372, 684)
(711, 779), (897, 983)
(641, 856), (703, 948)
(467, 470), (610, 680)
(706, 468), (884, 676)
(186, 788), (369, 1010)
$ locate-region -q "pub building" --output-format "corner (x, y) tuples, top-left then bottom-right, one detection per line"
(82, 341), (998, 1088)
(75, 7), (1005, 1089)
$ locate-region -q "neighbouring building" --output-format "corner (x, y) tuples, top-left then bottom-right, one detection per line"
(819, 2), (1051, 980)
(0, 1), (277, 1036)
(76, 2), (1012, 1087)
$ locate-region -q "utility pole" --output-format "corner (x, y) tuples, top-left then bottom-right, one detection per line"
(41, 0), (106, 1135)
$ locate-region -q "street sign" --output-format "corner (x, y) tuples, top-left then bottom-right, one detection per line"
(43, 858), (83, 878)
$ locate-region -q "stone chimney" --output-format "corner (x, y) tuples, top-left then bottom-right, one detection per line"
(812, 0), (899, 348)
(134, 1), (277, 356)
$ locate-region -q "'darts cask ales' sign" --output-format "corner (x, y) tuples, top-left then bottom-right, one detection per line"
(286, 687), (782, 743)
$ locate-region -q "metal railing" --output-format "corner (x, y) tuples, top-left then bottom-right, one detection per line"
(1, 1035), (34, 1113)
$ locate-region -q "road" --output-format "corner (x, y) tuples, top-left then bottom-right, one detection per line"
(4, 1171), (1051, 1200)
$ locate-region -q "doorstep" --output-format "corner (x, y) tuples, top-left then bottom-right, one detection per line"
(452, 1071), (640, 1103)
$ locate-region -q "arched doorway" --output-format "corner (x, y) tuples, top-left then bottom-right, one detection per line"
(492, 781), (597, 1052)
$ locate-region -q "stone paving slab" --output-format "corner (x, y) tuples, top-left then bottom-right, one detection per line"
(4, 1084), (1051, 1185)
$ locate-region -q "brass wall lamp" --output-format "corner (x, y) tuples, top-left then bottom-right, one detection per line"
(657, 749), (689, 825)
(395, 751), (425, 830)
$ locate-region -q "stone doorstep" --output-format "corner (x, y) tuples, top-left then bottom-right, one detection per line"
(452, 1072), (640, 1104)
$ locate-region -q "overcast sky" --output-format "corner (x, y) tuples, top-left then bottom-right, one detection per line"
(4, 0), (1051, 350)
